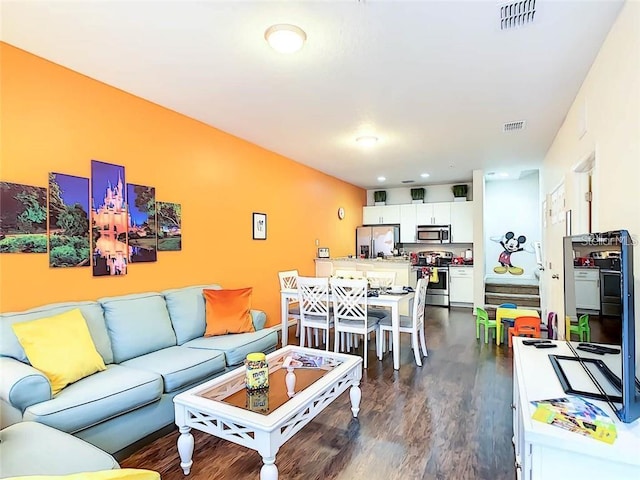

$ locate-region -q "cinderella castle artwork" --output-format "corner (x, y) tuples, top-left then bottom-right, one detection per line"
(91, 162), (131, 276)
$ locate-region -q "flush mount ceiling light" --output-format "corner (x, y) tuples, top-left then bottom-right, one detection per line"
(356, 136), (379, 147)
(420, 173), (430, 178)
(377, 176), (386, 182)
(264, 24), (307, 54)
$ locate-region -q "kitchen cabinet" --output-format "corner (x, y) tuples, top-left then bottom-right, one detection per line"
(363, 205), (401, 225)
(416, 202), (450, 226)
(314, 259), (333, 278)
(399, 204), (417, 243)
(575, 268), (600, 311)
(450, 202), (474, 243)
(512, 339), (640, 480)
(448, 266), (474, 305)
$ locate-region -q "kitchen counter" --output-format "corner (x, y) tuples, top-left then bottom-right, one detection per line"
(316, 257), (411, 264)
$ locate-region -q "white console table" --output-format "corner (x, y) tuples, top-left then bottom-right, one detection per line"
(512, 338), (640, 480)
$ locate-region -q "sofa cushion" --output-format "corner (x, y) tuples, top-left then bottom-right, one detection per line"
(0, 421), (120, 478)
(120, 346), (226, 393)
(203, 288), (255, 336)
(184, 328), (278, 366)
(23, 364), (162, 434)
(0, 301), (113, 364)
(12, 309), (106, 395)
(162, 284), (221, 344)
(99, 293), (177, 363)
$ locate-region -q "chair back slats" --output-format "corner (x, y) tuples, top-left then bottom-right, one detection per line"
(414, 278), (428, 328)
(513, 316), (541, 335)
(366, 271), (397, 289)
(278, 270), (299, 290)
(333, 269), (366, 280)
(331, 278), (368, 323)
(297, 276), (330, 320)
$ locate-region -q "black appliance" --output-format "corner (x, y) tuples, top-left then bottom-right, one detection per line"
(412, 251), (453, 307)
(600, 269), (622, 317)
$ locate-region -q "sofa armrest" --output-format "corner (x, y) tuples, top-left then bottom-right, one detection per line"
(250, 310), (267, 331)
(0, 357), (51, 411)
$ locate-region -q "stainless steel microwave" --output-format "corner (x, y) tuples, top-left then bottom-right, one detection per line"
(416, 225), (451, 243)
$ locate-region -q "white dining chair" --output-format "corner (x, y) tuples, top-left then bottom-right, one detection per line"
(330, 278), (383, 368)
(278, 270), (301, 339)
(297, 276), (333, 351)
(333, 269), (366, 280)
(377, 277), (428, 366)
(365, 270), (396, 289)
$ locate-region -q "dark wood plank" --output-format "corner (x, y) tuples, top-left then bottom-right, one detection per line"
(121, 306), (515, 480)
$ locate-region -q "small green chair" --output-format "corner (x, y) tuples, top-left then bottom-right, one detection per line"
(570, 314), (591, 342)
(475, 307), (497, 344)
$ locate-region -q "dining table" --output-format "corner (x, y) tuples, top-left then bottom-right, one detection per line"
(495, 306), (540, 346)
(280, 288), (414, 370)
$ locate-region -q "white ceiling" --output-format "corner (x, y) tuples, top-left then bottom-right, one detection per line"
(0, 0), (624, 189)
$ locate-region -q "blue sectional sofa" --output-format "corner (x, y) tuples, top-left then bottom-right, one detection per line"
(0, 284), (278, 457)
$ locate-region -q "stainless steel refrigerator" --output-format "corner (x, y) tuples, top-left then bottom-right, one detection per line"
(356, 225), (400, 258)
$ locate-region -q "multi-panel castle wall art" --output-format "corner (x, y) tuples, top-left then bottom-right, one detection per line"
(0, 159), (181, 278)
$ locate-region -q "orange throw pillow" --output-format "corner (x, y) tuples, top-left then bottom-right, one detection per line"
(203, 288), (255, 336)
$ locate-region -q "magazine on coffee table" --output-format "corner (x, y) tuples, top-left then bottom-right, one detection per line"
(283, 352), (340, 370)
(530, 396), (617, 444)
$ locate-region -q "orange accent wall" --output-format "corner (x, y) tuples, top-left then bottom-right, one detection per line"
(0, 43), (365, 325)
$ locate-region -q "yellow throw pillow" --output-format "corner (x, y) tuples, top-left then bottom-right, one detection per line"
(203, 288), (255, 336)
(12, 308), (106, 395)
(6, 469), (160, 480)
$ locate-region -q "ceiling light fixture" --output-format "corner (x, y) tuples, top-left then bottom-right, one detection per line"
(356, 136), (379, 147)
(377, 176), (386, 182)
(420, 173), (430, 178)
(264, 24), (307, 54)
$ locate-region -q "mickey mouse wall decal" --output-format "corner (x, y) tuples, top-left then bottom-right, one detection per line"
(490, 231), (527, 275)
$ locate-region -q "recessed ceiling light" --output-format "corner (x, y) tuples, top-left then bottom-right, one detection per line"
(377, 176), (386, 182)
(420, 173), (430, 178)
(264, 24), (307, 54)
(356, 136), (379, 147)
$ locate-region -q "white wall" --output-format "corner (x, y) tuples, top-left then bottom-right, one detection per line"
(484, 172), (541, 282)
(541, 1), (640, 341)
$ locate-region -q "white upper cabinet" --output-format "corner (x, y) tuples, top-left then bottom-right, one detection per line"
(363, 205), (401, 225)
(415, 202), (451, 226)
(450, 202), (474, 243)
(399, 204), (417, 243)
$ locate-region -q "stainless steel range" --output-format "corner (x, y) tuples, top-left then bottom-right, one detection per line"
(411, 251), (453, 307)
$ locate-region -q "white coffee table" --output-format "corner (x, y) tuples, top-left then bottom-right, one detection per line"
(173, 345), (363, 479)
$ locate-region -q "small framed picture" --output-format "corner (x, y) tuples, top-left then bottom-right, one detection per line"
(252, 212), (267, 240)
(318, 247), (330, 258)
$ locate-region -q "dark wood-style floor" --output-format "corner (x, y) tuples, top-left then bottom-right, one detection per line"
(121, 307), (515, 480)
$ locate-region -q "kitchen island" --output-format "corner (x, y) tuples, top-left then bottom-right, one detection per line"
(314, 257), (415, 289)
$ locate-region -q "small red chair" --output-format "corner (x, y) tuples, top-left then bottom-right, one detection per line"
(508, 316), (541, 347)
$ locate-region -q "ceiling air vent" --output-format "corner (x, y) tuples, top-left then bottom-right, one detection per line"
(503, 120), (526, 132)
(499, 0), (536, 30)
(401, 180), (415, 184)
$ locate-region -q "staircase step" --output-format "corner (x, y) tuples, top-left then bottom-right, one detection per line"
(485, 293), (540, 308)
(485, 283), (539, 295)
